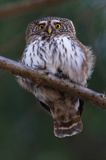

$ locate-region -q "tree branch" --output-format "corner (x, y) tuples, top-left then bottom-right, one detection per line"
(0, 0), (64, 18)
(0, 56), (106, 109)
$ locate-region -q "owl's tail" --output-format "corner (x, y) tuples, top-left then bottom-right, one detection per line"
(50, 98), (83, 138)
(54, 115), (83, 138)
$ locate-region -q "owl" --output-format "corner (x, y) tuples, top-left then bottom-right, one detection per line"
(17, 17), (95, 138)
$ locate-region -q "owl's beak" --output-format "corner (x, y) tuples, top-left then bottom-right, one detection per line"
(47, 26), (52, 34)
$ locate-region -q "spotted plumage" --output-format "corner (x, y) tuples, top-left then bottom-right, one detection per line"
(17, 17), (95, 138)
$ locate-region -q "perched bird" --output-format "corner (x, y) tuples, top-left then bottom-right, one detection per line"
(17, 17), (95, 138)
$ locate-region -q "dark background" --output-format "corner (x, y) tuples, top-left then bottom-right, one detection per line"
(0, 0), (106, 160)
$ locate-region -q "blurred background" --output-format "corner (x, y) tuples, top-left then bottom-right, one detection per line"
(0, 0), (106, 160)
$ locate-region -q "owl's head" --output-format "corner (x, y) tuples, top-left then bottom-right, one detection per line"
(26, 17), (76, 42)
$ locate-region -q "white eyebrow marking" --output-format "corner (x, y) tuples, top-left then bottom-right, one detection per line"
(39, 21), (47, 24)
(51, 20), (60, 25)
(52, 20), (60, 23)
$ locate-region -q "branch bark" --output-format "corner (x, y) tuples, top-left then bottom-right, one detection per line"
(0, 56), (106, 109)
(0, 0), (64, 18)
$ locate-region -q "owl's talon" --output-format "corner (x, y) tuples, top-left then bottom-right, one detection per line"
(68, 79), (84, 87)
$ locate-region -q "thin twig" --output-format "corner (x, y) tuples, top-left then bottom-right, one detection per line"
(0, 56), (106, 109)
(0, 0), (64, 18)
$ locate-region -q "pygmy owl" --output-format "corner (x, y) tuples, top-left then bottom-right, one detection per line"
(18, 17), (95, 138)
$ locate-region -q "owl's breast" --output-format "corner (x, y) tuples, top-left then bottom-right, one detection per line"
(48, 36), (87, 84)
(22, 36), (87, 84)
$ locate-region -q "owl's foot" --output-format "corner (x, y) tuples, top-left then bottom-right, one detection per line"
(69, 79), (86, 87)
(55, 69), (68, 79)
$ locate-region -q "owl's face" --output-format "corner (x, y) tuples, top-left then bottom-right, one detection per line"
(26, 17), (76, 42)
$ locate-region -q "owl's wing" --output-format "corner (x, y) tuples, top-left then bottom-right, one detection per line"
(79, 99), (84, 115)
(39, 101), (50, 113)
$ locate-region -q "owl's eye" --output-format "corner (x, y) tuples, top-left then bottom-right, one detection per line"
(38, 24), (45, 30)
(54, 23), (61, 29)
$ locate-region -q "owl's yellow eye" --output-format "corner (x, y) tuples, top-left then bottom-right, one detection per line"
(54, 23), (61, 29)
(38, 24), (45, 30)
(55, 23), (61, 29)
